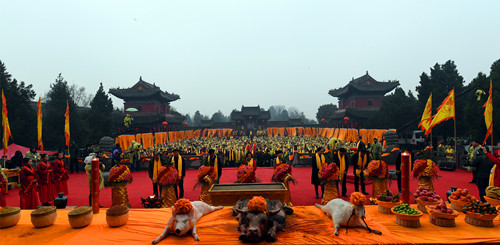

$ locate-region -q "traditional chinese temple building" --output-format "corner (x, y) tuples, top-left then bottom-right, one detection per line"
(328, 72), (399, 128)
(109, 77), (185, 133)
(230, 106), (271, 130)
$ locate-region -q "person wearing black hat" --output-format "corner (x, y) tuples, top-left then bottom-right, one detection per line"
(207, 149), (222, 183)
(333, 148), (349, 197)
(351, 148), (371, 195)
(474, 147), (494, 202)
(171, 149), (186, 199)
(355, 135), (366, 153)
(312, 147), (326, 199)
(148, 151), (164, 197)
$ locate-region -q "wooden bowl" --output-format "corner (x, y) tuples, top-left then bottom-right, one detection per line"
(31, 206), (57, 228)
(377, 200), (402, 214)
(415, 197), (442, 213)
(0, 207), (21, 228)
(465, 211), (498, 227)
(106, 205), (129, 227)
(425, 205), (459, 219)
(68, 206), (93, 228)
(484, 196), (500, 206)
(448, 196), (469, 212)
(391, 207), (423, 228)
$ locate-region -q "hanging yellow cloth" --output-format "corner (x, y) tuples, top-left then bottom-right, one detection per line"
(490, 165), (496, 186)
(173, 155), (182, 179)
(315, 153), (325, 178)
(208, 155), (219, 180)
(247, 158), (255, 168)
(152, 158), (162, 183)
(338, 152), (346, 181)
(355, 153), (368, 176)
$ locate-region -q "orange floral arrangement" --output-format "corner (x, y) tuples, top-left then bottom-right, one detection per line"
(350, 192), (366, 206)
(173, 198), (193, 214)
(247, 196), (267, 213)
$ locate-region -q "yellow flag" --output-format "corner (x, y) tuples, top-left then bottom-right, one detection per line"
(37, 97), (43, 152)
(2, 90), (12, 155)
(483, 80), (493, 145)
(429, 89), (455, 130)
(418, 93), (432, 135)
(65, 100), (70, 146)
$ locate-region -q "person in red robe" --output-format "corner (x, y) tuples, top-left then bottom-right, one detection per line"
(36, 154), (57, 206)
(20, 158), (39, 209)
(53, 152), (69, 195)
(0, 165), (7, 207)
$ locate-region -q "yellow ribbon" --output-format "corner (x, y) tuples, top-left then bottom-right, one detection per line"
(338, 152), (346, 181)
(355, 153), (368, 177)
(490, 165), (496, 186)
(208, 155), (219, 180)
(315, 153), (325, 178)
(174, 155), (182, 179)
(152, 158), (161, 183)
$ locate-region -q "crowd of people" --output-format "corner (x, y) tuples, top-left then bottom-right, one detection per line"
(2, 133), (500, 208)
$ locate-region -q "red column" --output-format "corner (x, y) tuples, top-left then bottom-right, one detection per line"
(91, 158), (100, 214)
(401, 152), (410, 203)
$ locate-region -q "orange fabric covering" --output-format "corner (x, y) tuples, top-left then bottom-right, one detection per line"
(3, 205), (500, 244)
(135, 134), (142, 145)
(155, 132), (167, 145)
(116, 135), (136, 150)
(267, 128), (273, 136)
(141, 133), (154, 149)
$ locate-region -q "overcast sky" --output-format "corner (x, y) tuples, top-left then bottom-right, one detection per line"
(1, 1), (499, 120)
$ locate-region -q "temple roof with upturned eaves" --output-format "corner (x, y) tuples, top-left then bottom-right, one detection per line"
(328, 72), (399, 98)
(109, 77), (180, 102)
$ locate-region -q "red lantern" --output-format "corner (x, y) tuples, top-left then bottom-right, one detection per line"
(343, 117), (350, 122)
(162, 121), (168, 126)
(237, 120), (241, 123)
(184, 122), (188, 126)
(249, 116), (253, 119)
(321, 118), (326, 123)
(262, 120), (265, 122)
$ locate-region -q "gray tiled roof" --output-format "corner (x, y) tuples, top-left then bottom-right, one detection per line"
(109, 77), (180, 102)
(329, 73), (399, 98)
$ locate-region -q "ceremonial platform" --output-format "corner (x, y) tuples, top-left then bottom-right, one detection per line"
(2, 205), (500, 244)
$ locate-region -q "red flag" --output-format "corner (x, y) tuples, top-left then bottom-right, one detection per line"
(65, 100), (70, 146)
(2, 90), (12, 156)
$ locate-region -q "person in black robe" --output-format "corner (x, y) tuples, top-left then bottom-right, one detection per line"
(311, 147), (326, 199)
(207, 149), (222, 183)
(351, 148), (371, 195)
(333, 148), (349, 197)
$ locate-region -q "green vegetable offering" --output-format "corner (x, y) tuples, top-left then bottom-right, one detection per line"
(393, 203), (420, 215)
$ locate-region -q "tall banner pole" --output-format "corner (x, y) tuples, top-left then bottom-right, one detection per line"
(401, 152), (410, 203)
(91, 157), (100, 214)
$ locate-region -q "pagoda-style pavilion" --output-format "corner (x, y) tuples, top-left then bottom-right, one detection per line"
(328, 72), (399, 128)
(230, 106), (271, 131)
(109, 77), (185, 132)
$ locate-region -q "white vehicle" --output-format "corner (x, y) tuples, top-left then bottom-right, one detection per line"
(398, 130), (425, 146)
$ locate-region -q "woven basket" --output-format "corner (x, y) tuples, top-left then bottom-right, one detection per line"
(416, 197), (442, 213)
(484, 196), (500, 206)
(429, 215), (456, 227)
(465, 212), (498, 227)
(425, 205), (459, 226)
(378, 201), (402, 214)
(391, 207), (423, 228)
(31, 206), (57, 228)
(448, 197), (468, 212)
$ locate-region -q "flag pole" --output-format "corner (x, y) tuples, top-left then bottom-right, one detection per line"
(454, 88), (457, 168)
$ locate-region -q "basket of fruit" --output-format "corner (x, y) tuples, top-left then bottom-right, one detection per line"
(426, 202), (459, 227)
(463, 200), (498, 227)
(376, 190), (402, 214)
(448, 188), (476, 211)
(414, 186), (442, 213)
(485, 186), (500, 206)
(391, 204), (423, 228)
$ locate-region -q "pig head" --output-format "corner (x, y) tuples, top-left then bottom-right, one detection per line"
(232, 199), (293, 242)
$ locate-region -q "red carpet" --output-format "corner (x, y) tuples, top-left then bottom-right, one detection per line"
(3, 166), (479, 208)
